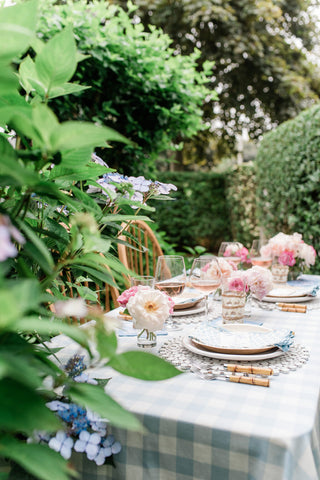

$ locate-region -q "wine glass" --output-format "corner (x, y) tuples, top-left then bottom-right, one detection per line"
(154, 255), (186, 331)
(130, 275), (154, 287)
(218, 242), (243, 266)
(189, 256), (222, 324)
(249, 239), (272, 268)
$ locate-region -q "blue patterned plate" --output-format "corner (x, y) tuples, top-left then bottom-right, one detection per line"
(189, 324), (294, 354)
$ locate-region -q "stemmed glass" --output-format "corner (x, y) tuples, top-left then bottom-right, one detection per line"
(154, 255), (186, 331)
(249, 239), (272, 268)
(130, 275), (154, 287)
(218, 242), (243, 266)
(189, 256), (222, 324)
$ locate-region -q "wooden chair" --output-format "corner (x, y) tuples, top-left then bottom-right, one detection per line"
(117, 220), (164, 286)
(48, 262), (120, 324)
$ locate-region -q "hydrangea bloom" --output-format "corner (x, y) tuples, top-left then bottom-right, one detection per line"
(48, 431), (74, 459)
(0, 214), (25, 262)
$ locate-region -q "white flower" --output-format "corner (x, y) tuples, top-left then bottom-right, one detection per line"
(87, 410), (107, 436)
(54, 298), (88, 318)
(74, 430), (101, 460)
(46, 400), (69, 412)
(127, 288), (170, 331)
(0, 215), (25, 262)
(127, 175), (152, 193)
(154, 181), (177, 194)
(48, 431), (73, 460)
(298, 243), (316, 267)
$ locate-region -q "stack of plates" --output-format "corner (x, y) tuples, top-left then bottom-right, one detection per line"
(184, 323), (293, 361)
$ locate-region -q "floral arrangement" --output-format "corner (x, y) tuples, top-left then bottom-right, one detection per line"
(224, 266), (273, 300)
(260, 232), (316, 268)
(217, 257), (238, 277)
(28, 355), (121, 466)
(117, 286), (174, 334)
(223, 243), (251, 265)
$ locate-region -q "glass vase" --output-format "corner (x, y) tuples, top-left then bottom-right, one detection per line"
(221, 290), (246, 324)
(137, 328), (157, 348)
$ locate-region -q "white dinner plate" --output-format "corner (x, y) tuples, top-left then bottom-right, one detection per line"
(172, 303), (205, 316)
(172, 290), (205, 310)
(182, 336), (285, 361)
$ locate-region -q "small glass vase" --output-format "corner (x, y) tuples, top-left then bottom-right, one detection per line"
(222, 290), (246, 324)
(137, 328), (157, 348)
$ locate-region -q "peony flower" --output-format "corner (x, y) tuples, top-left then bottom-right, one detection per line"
(298, 243), (316, 268)
(127, 287), (171, 331)
(245, 266), (273, 300)
(278, 250), (296, 267)
(217, 257), (237, 277)
(227, 274), (246, 292)
(236, 246), (250, 264)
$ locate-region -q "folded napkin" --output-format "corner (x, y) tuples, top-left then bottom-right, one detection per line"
(117, 323), (168, 337)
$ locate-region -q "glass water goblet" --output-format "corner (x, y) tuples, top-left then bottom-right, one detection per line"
(154, 255), (186, 331)
(189, 256), (222, 324)
(249, 239), (272, 268)
(130, 275), (155, 287)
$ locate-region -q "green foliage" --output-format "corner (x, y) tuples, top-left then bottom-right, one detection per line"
(255, 104), (320, 273)
(151, 172), (232, 252)
(0, 2), (181, 479)
(120, 0), (320, 162)
(36, 0), (216, 176)
(225, 164), (259, 246)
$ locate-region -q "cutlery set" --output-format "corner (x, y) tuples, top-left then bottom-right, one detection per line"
(191, 362), (275, 387)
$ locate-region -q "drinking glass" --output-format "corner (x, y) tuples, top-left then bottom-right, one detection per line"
(189, 256), (222, 324)
(130, 275), (155, 287)
(154, 255), (186, 331)
(249, 239), (272, 268)
(218, 242), (243, 266)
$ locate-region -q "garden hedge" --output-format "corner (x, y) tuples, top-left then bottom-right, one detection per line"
(255, 104), (320, 272)
(151, 167), (258, 253)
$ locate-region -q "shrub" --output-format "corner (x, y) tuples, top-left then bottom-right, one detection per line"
(151, 172), (232, 253)
(255, 104), (320, 272)
(36, 0), (216, 176)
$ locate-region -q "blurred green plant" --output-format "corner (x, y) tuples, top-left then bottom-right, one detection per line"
(0, 2), (180, 479)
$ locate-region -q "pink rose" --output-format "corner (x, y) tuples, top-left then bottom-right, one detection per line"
(278, 250), (296, 267)
(117, 286), (139, 307)
(246, 266), (273, 300)
(228, 276), (246, 292)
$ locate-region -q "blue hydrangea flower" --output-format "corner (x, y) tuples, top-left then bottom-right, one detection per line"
(64, 354), (86, 378)
(74, 430), (101, 460)
(48, 431), (74, 459)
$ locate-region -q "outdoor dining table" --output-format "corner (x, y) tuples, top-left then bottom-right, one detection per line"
(54, 275), (320, 480)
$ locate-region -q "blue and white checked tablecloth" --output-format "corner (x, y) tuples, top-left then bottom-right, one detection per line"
(54, 277), (320, 480)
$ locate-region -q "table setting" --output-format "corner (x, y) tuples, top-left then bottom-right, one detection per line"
(51, 245), (320, 480)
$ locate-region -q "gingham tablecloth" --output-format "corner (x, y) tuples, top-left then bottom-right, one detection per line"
(59, 278), (320, 480)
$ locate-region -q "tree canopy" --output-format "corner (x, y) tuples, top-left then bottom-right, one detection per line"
(114, 0), (320, 163)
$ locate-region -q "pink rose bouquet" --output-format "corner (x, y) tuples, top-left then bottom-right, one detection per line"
(223, 266), (273, 300)
(117, 286), (174, 330)
(261, 232), (316, 269)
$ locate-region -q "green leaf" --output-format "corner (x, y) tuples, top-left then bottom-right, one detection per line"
(0, 437), (75, 480)
(0, 353), (42, 389)
(68, 383), (143, 431)
(35, 26), (77, 90)
(31, 104), (59, 149)
(0, 279), (41, 327)
(51, 121), (130, 151)
(16, 219), (54, 271)
(0, 63), (19, 96)
(108, 351), (182, 380)
(12, 317), (89, 348)
(0, 0), (37, 63)
(95, 326), (117, 359)
(0, 379), (59, 433)
(48, 82), (91, 100)
(18, 55), (37, 94)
